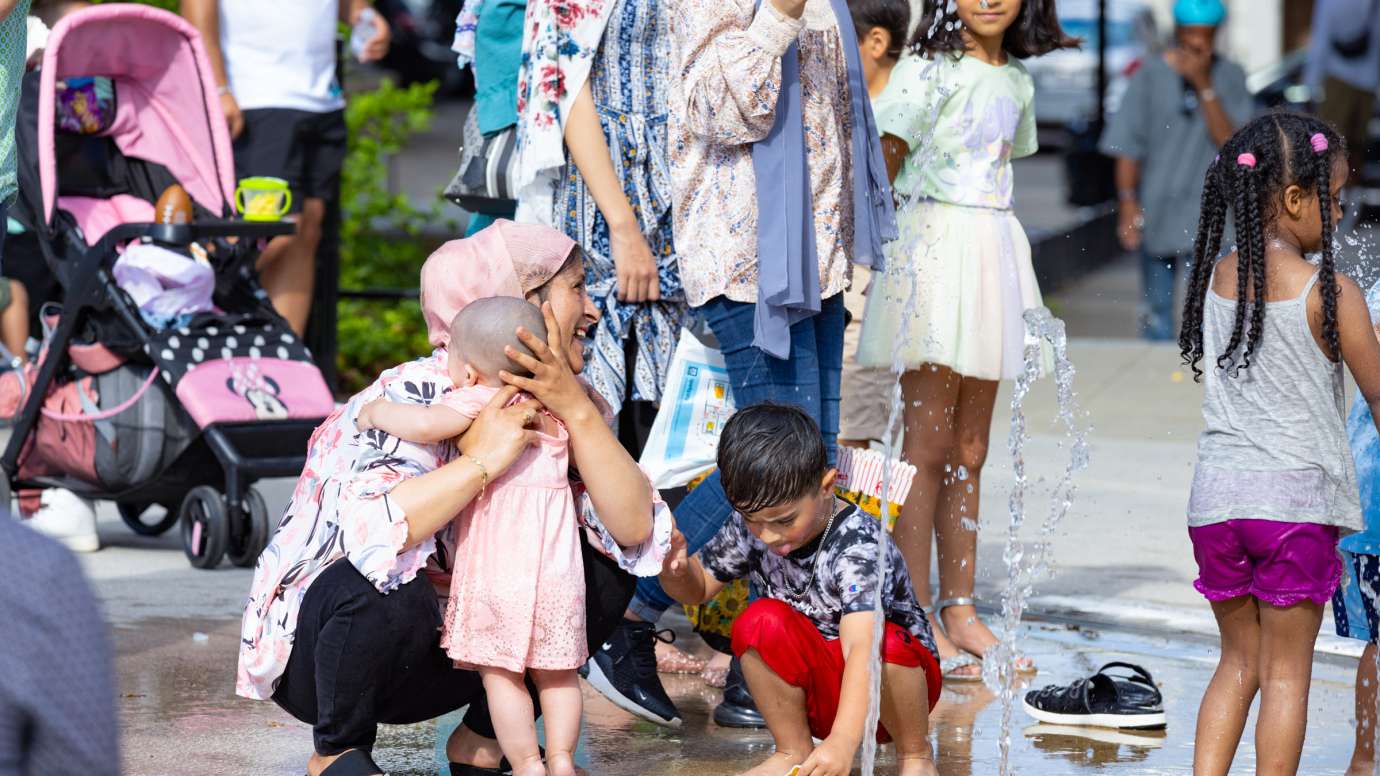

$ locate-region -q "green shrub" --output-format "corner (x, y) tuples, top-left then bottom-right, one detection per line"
(337, 78), (456, 393)
(91, 0), (180, 10)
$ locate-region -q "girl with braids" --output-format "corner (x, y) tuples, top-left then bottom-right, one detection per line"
(1181, 112), (1380, 776)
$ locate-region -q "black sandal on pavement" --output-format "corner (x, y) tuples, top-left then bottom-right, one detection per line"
(314, 749), (384, 776)
(449, 764), (507, 776)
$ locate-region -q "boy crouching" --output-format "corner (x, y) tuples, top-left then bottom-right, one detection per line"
(660, 403), (942, 776)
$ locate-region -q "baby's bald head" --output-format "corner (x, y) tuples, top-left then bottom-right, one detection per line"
(450, 297), (548, 382)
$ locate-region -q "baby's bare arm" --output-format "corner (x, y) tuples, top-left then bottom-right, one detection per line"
(356, 399), (472, 443)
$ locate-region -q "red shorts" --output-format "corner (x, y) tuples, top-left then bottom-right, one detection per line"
(730, 598), (942, 742)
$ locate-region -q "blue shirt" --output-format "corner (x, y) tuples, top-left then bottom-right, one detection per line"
(472, 0), (526, 135)
(1306, 0), (1380, 93)
(0, 516), (118, 776)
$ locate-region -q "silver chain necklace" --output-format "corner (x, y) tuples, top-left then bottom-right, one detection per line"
(782, 499), (844, 600)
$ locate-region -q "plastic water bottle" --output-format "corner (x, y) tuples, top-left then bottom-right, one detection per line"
(350, 7), (378, 62)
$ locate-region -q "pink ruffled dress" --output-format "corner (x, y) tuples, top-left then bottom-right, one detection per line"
(438, 383), (586, 673)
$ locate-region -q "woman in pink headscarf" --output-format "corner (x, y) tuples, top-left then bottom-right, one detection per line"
(235, 220), (672, 776)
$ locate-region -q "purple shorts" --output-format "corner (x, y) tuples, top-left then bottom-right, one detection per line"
(1188, 519), (1342, 607)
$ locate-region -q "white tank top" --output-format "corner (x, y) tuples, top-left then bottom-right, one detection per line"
(219, 0), (346, 113)
(1188, 271), (1363, 532)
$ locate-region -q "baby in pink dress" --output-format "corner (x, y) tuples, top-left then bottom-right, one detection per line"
(356, 296), (585, 776)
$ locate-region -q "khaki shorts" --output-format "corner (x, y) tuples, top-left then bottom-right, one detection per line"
(839, 267), (895, 443)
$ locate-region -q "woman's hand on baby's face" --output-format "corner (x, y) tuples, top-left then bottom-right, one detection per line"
(457, 385), (540, 476)
(500, 302), (597, 424)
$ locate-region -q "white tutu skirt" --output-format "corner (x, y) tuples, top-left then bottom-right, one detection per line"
(857, 201), (1050, 381)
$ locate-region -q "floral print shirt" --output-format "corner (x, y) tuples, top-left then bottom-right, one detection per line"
(878, 54), (1037, 210)
(513, 0), (617, 224)
(666, 0), (855, 308)
(236, 351), (673, 701)
(698, 502), (936, 653)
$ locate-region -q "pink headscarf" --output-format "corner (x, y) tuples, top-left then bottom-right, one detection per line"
(419, 219), (577, 347)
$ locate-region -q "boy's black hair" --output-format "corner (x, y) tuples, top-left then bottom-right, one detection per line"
(1180, 112), (1347, 380)
(909, 0), (1080, 60)
(718, 403), (829, 514)
(849, 0), (912, 59)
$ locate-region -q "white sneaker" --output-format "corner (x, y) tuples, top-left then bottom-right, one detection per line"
(25, 488), (100, 553)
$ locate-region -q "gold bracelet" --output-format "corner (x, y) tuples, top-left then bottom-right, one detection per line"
(462, 454), (488, 497)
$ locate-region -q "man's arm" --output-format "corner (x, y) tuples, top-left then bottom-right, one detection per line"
(181, 0), (244, 138)
(1115, 156), (1143, 252)
(1197, 90), (1235, 147)
(341, 0), (391, 62)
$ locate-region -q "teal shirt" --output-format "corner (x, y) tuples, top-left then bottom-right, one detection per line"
(472, 0), (525, 135)
(0, 2), (30, 206)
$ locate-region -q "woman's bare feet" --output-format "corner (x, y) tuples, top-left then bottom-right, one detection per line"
(702, 651), (732, 688)
(307, 750), (382, 776)
(656, 638), (707, 674)
(446, 724), (505, 770)
(737, 750), (807, 776)
(940, 603), (1034, 673)
(546, 750), (577, 776)
(927, 609), (981, 680)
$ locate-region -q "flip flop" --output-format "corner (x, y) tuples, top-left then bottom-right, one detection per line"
(314, 750), (384, 776)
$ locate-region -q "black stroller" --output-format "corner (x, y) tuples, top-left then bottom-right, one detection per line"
(1, 5), (335, 569)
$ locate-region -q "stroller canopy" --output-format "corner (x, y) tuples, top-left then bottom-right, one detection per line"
(37, 4), (237, 227)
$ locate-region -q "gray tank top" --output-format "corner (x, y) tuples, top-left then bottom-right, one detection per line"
(1188, 271), (1362, 531)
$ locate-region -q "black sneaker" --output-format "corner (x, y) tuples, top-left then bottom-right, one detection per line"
(712, 657), (766, 729)
(582, 619), (682, 727)
(1022, 662), (1166, 730)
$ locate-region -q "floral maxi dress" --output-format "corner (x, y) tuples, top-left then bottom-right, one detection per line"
(556, 0), (686, 417)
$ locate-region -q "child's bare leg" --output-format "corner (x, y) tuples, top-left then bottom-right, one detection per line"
(481, 667), (545, 776)
(2, 280), (27, 362)
(1255, 599), (1324, 776)
(530, 668), (581, 776)
(737, 648), (814, 776)
(899, 367), (974, 677)
(879, 661), (938, 776)
(1348, 642), (1379, 776)
(1194, 596), (1260, 776)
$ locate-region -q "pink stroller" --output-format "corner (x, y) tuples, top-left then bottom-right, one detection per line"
(2, 4), (335, 568)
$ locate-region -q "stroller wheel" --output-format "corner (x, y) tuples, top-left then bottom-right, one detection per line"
(227, 487), (271, 568)
(179, 485), (228, 570)
(118, 502), (179, 536)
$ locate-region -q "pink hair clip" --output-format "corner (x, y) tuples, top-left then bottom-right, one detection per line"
(1311, 133), (1329, 153)
(1237, 152), (1257, 168)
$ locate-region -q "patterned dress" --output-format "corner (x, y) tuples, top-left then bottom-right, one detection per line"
(236, 351), (673, 700)
(557, 0), (686, 415)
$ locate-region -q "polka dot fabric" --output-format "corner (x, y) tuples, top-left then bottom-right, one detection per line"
(143, 312), (313, 386)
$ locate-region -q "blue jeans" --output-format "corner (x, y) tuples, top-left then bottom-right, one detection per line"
(630, 294), (845, 619)
(1142, 250), (1184, 342)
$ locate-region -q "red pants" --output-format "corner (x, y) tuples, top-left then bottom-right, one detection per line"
(730, 599), (941, 742)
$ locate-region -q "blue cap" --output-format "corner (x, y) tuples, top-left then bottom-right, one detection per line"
(1174, 0), (1226, 26)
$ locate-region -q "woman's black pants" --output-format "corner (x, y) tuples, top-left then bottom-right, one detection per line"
(271, 541), (637, 755)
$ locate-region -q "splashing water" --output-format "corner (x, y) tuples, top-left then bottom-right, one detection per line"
(984, 308), (1091, 775)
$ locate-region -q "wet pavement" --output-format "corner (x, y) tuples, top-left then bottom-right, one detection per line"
(105, 530), (1361, 775)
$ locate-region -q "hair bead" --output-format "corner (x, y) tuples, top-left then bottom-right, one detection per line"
(1311, 133), (1329, 153)
(1237, 153), (1257, 168)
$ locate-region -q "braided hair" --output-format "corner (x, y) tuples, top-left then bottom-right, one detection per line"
(1179, 112), (1346, 380)
(910, 0), (1080, 60)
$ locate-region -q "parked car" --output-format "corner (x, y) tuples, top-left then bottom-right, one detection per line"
(1026, 0), (1157, 129)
